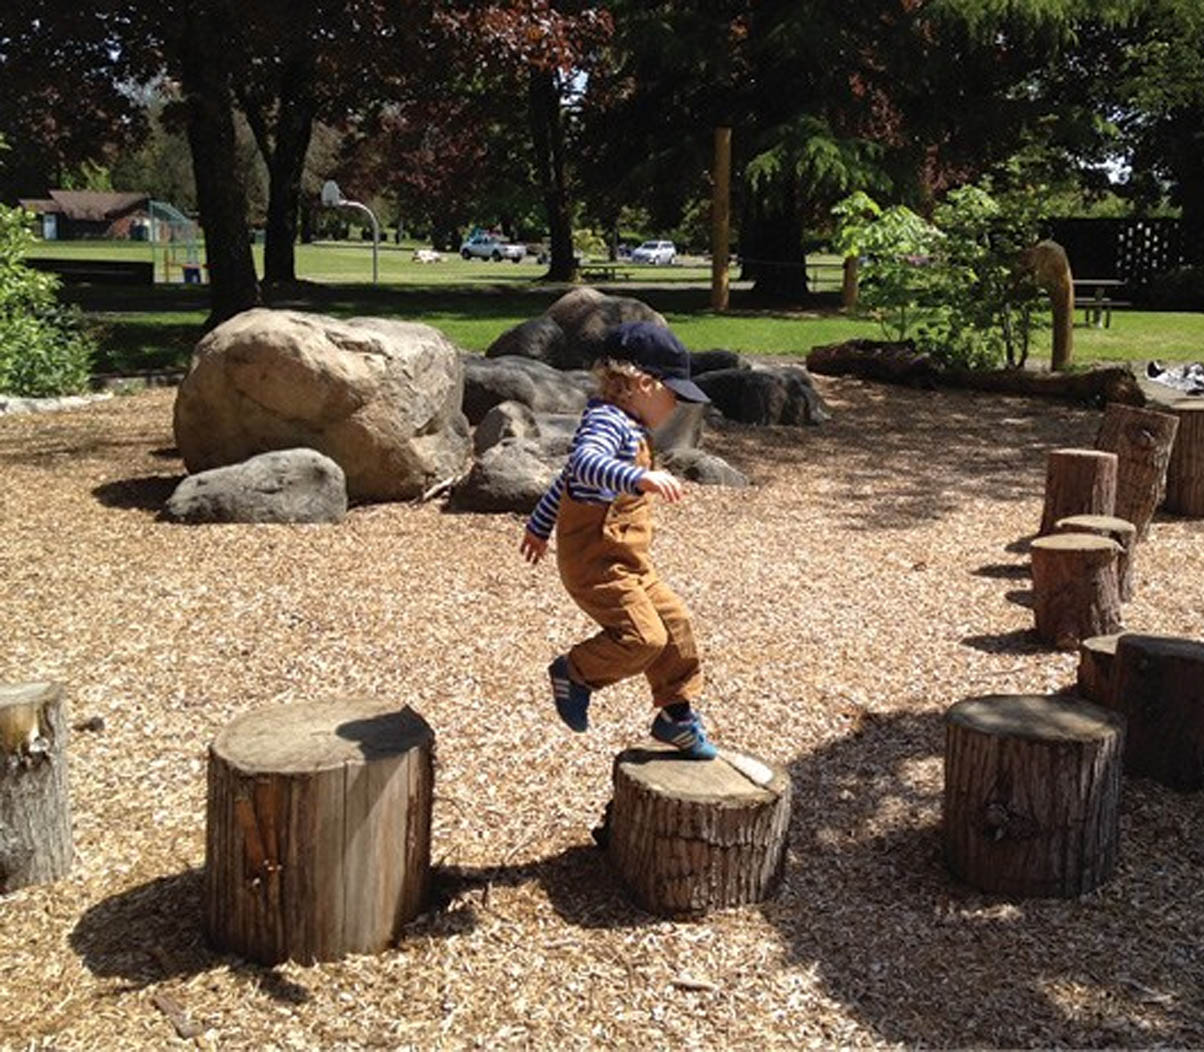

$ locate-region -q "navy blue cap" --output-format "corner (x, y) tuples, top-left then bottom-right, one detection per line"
(601, 322), (710, 404)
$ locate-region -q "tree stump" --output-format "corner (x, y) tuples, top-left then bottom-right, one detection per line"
(1054, 514), (1137, 601)
(205, 699), (434, 964)
(1030, 533), (1122, 650)
(605, 745), (791, 917)
(1038, 448), (1117, 537)
(0, 683), (72, 892)
(1163, 401), (1204, 517)
(1095, 402), (1180, 540)
(943, 694), (1124, 898)
(1111, 634), (1204, 790)
(1077, 633), (1122, 707)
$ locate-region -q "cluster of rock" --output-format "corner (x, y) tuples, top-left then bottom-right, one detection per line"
(166, 290), (831, 524)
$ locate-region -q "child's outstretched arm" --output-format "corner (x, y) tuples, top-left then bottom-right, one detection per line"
(520, 529), (548, 564)
(522, 469), (566, 565)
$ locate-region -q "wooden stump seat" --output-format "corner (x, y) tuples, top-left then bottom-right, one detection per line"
(205, 699), (434, 964)
(605, 745), (791, 917)
(1164, 401), (1204, 517)
(1095, 402), (1180, 540)
(1077, 633), (1121, 707)
(943, 694), (1124, 898)
(1038, 447), (1117, 537)
(1111, 634), (1204, 790)
(0, 683), (72, 892)
(1030, 532), (1123, 650)
(1054, 514), (1137, 601)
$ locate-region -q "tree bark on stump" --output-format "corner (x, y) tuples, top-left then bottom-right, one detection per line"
(1030, 533), (1123, 650)
(1039, 448), (1117, 537)
(1054, 514), (1137, 601)
(1112, 634), (1204, 790)
(0, 683), (72, 892)
(1077, 633), (1122, 707)
(943, 694), (1124, 898)
(205, 699), (433, 964)
(1163, 401), (1204, 517)
(1095, 403), (1179, 540)
(605, 745), (791, 917)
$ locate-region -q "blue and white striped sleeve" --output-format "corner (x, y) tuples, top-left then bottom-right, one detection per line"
(526, 469), (566, 540)
(568, 410), (646, 494)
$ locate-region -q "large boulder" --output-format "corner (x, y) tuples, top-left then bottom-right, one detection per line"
(690, 349), (748, 376)
(696, 365), (830, 426)
(163, 448), (347, 524)
(447, 437), (560, 514)
(173, 309), (470, 502)
(461, 354), (592, 424)
(483, 316), (566, 365)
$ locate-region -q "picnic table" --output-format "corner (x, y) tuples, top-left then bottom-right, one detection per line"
(1073, 278), (1128, 328)
(580, 263), (624, 283)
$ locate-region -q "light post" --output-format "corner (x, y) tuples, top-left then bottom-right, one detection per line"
(321, 179), (380, 284)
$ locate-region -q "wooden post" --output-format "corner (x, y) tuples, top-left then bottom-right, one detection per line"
(1094, 403), (1179, 540)
(710, 126), (731, 312)
(1054, 514), (1137, 601)
(841, 255), (859, 310)
(1030, 533), (1122, 650)
(1111, 634), (1204, 790)
(1038, 448), (1117, 537)
(1077, 633), (1122, 707)
(1020, 240), (1074, 372)
(943, 694), (1124, 898)
(605, 745), (791, 917)
(205, 699), (433, 964)
(1163, 401), (1204, 517)
(0, 683), (72, 892)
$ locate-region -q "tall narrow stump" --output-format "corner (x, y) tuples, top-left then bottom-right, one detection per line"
(1054, 514), (1137, 601)
(205, 699), (434, 964)
(1030, 533), (1122, 650)
(606, 745), (791, 917)
(1077, 633), (1122, 707)
(1163, 401), (1204, 517)
(0, 683), (72, 891)
(1111, 634), (1204, 790)
(1095, 402), (1179, 540)
(1039, 448), (1117, 537)
(944, 694), (1124, 898)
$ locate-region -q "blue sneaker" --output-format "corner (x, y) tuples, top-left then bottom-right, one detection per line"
(549, 656), (591, 732)
(650, 709), (717, 760)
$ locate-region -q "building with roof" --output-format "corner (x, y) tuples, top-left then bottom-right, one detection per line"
(17, 190), (151, 240)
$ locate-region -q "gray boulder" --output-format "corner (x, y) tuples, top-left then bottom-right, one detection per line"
(696, 365), (831, 426)
(461, 354), (592, 424)
(473, 400), (539, 456)
(172, 309), (469, 503)
(163, 448), (347, 524)
(542, 288), (667, 370)
(484, 316), (566, 365)
(690, 349), (748, 375)
(660, 448), (749, 488)
(447, 437), (560, 514)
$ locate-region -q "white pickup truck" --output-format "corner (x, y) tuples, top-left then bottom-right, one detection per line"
(460, 234), (526, 262)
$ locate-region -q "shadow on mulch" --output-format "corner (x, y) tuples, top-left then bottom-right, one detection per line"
(959, 627), (1046, 654)
(69, 868), (310, 1005)
(971, 562), (1031, 580)
(1004, 587), (1035, 608)
(763, 709), (1204, 1048)
(92, 474), (182, 512)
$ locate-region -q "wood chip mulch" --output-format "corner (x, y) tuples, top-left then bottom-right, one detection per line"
(1, 378), (1202, 1050)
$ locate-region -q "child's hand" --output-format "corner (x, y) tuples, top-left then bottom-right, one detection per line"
(520, 530), (548, 564)
(638, 470), (684, 503)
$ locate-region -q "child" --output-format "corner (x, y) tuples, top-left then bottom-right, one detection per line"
(519, 321), (716, 759)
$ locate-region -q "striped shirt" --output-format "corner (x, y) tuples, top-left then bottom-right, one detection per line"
(526, 399), (648, 539)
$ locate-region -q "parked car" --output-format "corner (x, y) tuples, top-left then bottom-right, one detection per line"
(460, 234), (526, 262)
(631, 239), (676, 265)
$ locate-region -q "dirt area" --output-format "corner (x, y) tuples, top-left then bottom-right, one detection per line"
(1, 378), (1202, 1050)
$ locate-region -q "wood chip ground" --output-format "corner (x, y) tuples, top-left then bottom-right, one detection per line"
(1, 378), (1202, 1050)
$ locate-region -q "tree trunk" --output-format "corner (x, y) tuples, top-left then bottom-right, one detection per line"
(943, 694), (1123, 898)
(0, 683), (72, 892)
(1039, 448), (1117, 537)
(1054, 514), (1137, 602)
(204, 699), (433, 964)
(528, 69), (575, 282)
(1163, 401), (1204, 517)
(1111, 634), (1204, 790)
(1077, 633), (1121, 707)
(1094, 402), (1180, 541)
(604, 745), (791, 917)
(710, 125), (731, 312)
(261, 48), (317, 285)
(841, 255), (859, 309)
(739, 175), (806, 300)
(180, 2), (261, 328)
(1030, 533), (1122, 650)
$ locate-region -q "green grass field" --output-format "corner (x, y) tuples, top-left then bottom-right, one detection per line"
(27, 239), (1203, 375)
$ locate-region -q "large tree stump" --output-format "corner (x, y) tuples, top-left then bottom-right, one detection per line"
(1163, 401), (1204, 517)
(943, 694), (1124, 898)
(1038, 448), (1117, 537)
(0, 683), (72, 892)
(1077, 633), (1122, 707)
(205, 699), (434, 964)
(1030, 533), (1122, 650)
(605, 745), (791, 916)
(1095, 402), (1179, 540)
(1054, 514), (1137, 601)
(1111, 634), (1204, 789)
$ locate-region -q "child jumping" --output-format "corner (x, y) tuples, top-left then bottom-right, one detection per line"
(519, 321), (716, 760)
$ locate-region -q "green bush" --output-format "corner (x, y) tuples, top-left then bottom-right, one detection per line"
(0, 204), (95, 397)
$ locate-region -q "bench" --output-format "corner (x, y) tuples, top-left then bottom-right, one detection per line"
(25, 257), (154, 286)
(580, 264), (624, 283)
(1081, 298), (1131, 328)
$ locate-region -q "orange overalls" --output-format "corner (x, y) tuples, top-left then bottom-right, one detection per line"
(555, 438), (704, 707)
